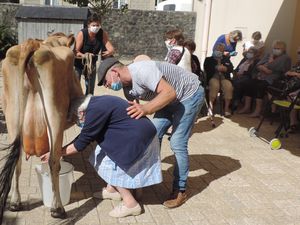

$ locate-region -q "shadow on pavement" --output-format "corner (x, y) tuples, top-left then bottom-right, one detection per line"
(161, 154), (241, 200)
(139, 154), (241, 206)
(192, 116), (224, 135)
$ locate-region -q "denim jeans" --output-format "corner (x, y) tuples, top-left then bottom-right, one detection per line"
(151, 86), (205, 191)
(75, 66), (96, 95)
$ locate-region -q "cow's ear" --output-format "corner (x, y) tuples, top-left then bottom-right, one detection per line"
(67, 34), (75, 47)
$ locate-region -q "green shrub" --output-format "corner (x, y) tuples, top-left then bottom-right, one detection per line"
(0, 24), (17, 60)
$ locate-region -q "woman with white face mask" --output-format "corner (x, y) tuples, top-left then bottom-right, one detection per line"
(74, 13), (115, 95)
(238, 40), (292, 117)
(243, 31), (265, 58)
(233, 47), (260, 112)
(164, 29), (192, 72)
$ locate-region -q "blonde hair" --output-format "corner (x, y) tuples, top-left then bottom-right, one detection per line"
(272, 40), (287, 52)
(229, 30), (243, 41)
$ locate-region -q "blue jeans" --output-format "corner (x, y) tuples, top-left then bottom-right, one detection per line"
(151, 86), (205, 191)
(75, 66), (96, 95)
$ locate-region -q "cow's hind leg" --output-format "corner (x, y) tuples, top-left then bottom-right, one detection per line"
(49, 158), (66, 219)
(9, 153), (23, 211)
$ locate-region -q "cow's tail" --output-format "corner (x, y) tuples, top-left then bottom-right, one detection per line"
(19, 39), (40, 78)
(0, 136), (21, 224)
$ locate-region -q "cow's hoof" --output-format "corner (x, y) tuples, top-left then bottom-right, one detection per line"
(9, 202), (23, 211)
(50, 207), (67, 219)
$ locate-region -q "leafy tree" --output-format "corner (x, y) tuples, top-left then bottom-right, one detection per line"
(0, 24), (17, 60)
(63, 0), (113, 15)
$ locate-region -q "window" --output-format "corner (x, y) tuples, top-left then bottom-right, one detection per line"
(163, 4), (176, 11)
(112, 0), (127, 8)
(45, 0), (59, 5)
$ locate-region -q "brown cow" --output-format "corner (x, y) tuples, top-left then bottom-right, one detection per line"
(0, 33), (83, 222)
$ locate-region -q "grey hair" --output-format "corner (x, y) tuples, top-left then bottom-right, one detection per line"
(67, 94), (92, 122)
(213, 42), (225, 51)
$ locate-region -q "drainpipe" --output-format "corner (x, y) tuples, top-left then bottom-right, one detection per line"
(201, 0), (212, 65)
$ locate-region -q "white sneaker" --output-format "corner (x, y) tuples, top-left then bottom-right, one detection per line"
(109, 202), (142, 218)
(93, 188), (122, 201)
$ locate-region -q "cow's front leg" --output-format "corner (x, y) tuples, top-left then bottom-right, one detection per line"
(49, 157), (66, 219)
(9, 153), (22, 211)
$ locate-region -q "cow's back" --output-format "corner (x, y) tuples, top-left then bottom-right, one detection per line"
(2, 40), (83, 157)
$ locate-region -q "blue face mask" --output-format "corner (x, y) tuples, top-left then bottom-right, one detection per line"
(76, 111), (85, 128)
(76, 121), (84, 128)
(111, 80), (122, 91)
(110, 73), (122, 91)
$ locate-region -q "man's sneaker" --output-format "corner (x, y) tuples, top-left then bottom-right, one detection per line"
(109, 202), (142, 218)
(93, 188), (122, 201)
(163, 191), (187, 208)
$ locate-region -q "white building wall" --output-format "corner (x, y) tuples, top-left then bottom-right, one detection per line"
(127, 0), (155, 10)
(20, 0), (74, 6)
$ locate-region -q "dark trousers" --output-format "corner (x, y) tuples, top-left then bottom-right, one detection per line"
(244, 79), (269, 99)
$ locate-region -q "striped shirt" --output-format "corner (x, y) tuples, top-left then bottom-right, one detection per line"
(127, 61), (201, 102)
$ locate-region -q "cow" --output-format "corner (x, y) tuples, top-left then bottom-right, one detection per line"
(0, 33), (84, 223)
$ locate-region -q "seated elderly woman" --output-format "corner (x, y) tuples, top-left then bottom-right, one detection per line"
(243, 31), (265, 59)
(238, 40), (292, 117)
(232, 47), (260, 110)
(204, 43), (234, 117)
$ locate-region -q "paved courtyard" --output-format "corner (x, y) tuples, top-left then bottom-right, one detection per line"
(1, 62), (300, 225)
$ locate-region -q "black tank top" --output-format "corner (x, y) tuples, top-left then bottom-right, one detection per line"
(74, 28), (104, 69)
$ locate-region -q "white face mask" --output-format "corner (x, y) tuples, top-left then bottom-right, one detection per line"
(165, 40), (173, 50)
(246, 52), (254, 59)
(229, 36), (235, 42)
(272, 48), (282, 56)
(89, 25), (101, 34)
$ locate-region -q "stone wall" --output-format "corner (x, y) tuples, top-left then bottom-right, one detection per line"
(0, 3), (196, 60)
(102, 9), (196, 60)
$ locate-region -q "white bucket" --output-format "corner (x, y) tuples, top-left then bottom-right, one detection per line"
(35, 160), (74, 207)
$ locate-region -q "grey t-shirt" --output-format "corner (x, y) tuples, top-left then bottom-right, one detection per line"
(126, 61), (200, 102)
